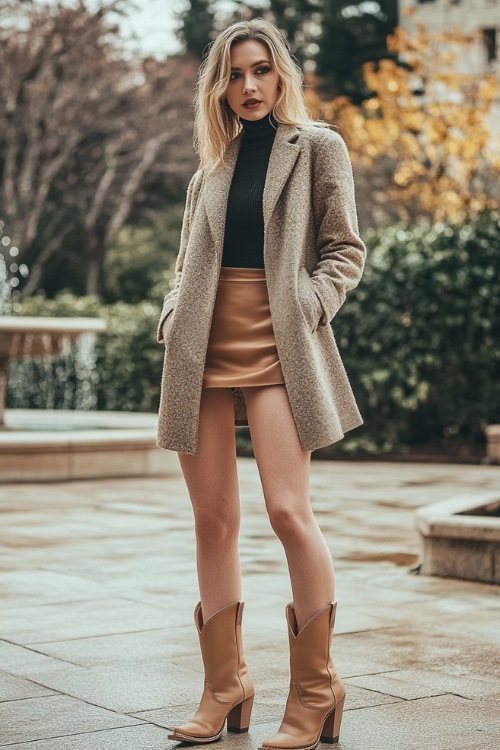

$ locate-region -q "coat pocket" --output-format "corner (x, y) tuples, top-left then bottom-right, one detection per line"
(160, 308), (175, 343)
(297, 268), (324, 332)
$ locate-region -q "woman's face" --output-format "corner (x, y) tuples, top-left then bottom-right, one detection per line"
(225, 39), (280, 121)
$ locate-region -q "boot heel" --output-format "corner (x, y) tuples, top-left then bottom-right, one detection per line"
(227, 695), (254, 733)
(320, 695), (345, 743)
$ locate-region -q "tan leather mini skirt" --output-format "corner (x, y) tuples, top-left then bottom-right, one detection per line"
(203, 266), (285, 389)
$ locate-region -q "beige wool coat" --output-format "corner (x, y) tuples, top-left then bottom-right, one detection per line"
(156, 122), (366, 454)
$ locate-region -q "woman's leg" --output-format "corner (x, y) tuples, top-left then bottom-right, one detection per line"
(241, 384), (335, 631)
(170, 388), (254, 744)
(177, 386), (241, 621)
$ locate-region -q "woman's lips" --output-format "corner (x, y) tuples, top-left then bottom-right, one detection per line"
(243, 100), (262, 109)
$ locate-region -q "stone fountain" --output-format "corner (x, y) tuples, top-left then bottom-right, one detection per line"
(0, 316), (177, 481)
(0, 316), (106, 427)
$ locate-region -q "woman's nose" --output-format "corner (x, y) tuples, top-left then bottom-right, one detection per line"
(242, 75), (256, 94)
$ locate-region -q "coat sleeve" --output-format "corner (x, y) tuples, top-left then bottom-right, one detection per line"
(310, 129), (366, 327)
(157, 169), (204, 343)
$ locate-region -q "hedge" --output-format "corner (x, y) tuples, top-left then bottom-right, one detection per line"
(334, 209), (500, 453)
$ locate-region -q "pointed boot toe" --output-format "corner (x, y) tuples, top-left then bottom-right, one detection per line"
(168, 720), (224, 744)
(168, 715), (226, 744)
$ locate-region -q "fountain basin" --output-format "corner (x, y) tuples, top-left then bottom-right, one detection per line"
(0, 409), (178, 482)
(0, 316), (108, 426)
(0, 316), (107, 358)
(415, 494), (500, 584)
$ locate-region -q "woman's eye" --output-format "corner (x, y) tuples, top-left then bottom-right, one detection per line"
(229, 67), (271, 81)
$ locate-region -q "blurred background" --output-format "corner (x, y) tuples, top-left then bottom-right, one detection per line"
(1, 0), (499, 461)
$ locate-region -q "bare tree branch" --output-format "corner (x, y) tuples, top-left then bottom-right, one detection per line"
(0, 2), (198, 295)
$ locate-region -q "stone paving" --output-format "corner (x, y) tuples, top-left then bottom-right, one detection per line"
(0, 458), (499, 749)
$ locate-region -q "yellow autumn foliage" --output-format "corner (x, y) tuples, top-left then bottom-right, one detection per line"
(305, 24), (500, 223)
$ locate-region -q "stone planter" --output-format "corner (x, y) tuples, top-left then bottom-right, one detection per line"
(415, 494), (500, 585)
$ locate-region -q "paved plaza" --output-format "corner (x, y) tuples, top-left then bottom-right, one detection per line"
(0, 458), (499, 749)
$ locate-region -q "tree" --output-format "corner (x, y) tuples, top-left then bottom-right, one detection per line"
(61, 53), (198, 296)
(176, 0), (217, 57)
(306, 24), (500, 225)
(0, 3), (117, 275)
(313, 1), (398, 101)
(0, 1), (198, 296)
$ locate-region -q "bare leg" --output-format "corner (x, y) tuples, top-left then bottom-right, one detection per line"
(241, 384), (335, 631)
(177, 387), (241, 621)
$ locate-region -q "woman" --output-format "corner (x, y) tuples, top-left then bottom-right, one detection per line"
(157, 17), (366, 750)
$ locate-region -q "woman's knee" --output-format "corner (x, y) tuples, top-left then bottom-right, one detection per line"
(266, 497), (314, 542)
(193, 499), (240, 544)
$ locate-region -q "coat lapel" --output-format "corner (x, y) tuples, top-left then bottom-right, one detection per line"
(202, 135), (241, 257)
(263, 123), (300, 226)
(202, 122), (301, 256)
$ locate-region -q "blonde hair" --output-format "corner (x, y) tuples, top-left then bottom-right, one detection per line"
(193, 17), (329, 171)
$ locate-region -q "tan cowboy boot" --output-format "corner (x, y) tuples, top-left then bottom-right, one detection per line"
(259, 602), (346, 750)
(168, 601), (254, 743)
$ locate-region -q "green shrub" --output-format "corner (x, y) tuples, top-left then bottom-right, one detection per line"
(94, 300), (164, 412)
(335, 210), (500, 453)
(101, 204), (184, 304)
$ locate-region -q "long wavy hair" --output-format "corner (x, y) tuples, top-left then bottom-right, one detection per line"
(193, 18), (329, 172)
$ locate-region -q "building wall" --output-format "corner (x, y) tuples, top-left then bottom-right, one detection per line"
(398, 0), (499, 75)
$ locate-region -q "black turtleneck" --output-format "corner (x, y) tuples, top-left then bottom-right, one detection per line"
(221, 113), (278, 269)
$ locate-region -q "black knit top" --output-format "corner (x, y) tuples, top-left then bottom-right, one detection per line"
(221, 113), (278, 268)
